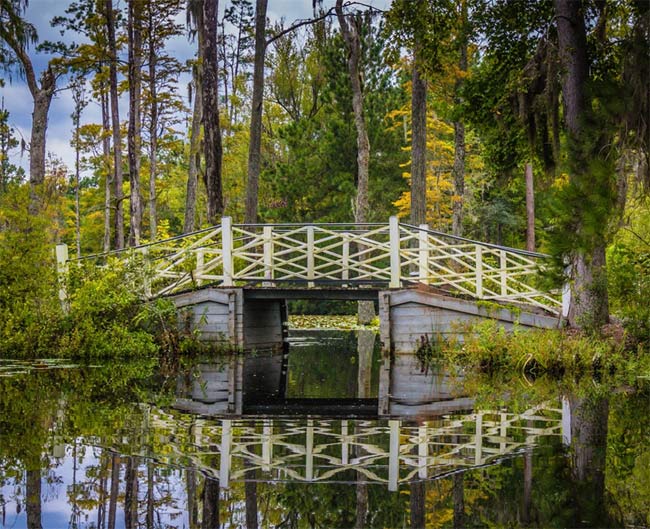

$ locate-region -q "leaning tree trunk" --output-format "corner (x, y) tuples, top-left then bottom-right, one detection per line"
(184, 69), (203, 234)
(525, 162), (535, 252)
(201, 0), (224, 225)
(336, 1), (374, 324)
(244, 0), (268, 224)
(127, 0), (143, 246)
(105, 0), (125, 249)
(555, 0), (609, 328)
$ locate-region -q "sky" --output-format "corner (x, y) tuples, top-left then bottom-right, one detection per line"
(1, 0), (391, 180)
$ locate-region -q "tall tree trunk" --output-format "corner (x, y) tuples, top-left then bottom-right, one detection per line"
(124, 456), (139, 529)
(244, 462), (258, 529)
(186, 468), (198, 529)
(201, 477), (220, 529)
(101, 85), (112, 253)
(410, 47), (427, 227)
(452, 4), (468, 236)
(107, 454), (120, 529)
(73, 102), (82, 258)
(244, 0), (268, 224)
(201, 0), (224, 224)
(184, 69), (202, 233)
(147, 6), (158, 240)
(29, 79), (55, 211)
(105, 0), (125, 249)
(555, 0), (609, 328)
(336, 1), (374, 324)
(569, 395), (610, 526)
(146, 462), (154, 529)
(128, 0), (143, 246)
(525, 163), (535, 252)
(26, 469), (42, 529)
(452, 473), (464, 529)
(409, 480), (425, 528)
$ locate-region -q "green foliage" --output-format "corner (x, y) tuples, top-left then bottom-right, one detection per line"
(607, 199), (650, 347)
(443, 321), (630, 380)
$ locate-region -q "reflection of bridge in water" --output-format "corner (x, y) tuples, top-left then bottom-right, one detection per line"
(148, 407), (564, 491)
(150, 332), (568, 491)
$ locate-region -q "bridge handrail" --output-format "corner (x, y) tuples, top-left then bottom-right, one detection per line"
(69, 220), (552, 263)
(399, 222), (552, 259)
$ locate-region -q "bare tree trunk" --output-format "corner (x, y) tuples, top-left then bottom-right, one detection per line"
(410, 46), (427, 227)
(147, 6), (158, 240)
(186, 468), (198, 529)
(26, 469), (42, 529)
(184, 69), (202, 233)
(124, 456), (139, 529)
(525, 163), (535, 252)
(244, 0), (268, 224)
(244, 462), (258, 529)
(101, 85), (112, 253)
(410, 480), (425, 528)
(452, 6), (468, 236)
(201, 477), (220, 529)
(146, 462), (154, 529)
(128, 0), (143, 246)
(201, 0), (224, 224)
(105, 0), (125, 249)
(72, 95), (83, 258)
(107, 454), (120, 529)
(452, 473), (464, 529)
(555, 0), (609, 328)
(336, 1), (374, 324)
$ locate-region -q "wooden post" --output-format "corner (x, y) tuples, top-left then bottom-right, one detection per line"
(341, 420), (349, 465)
(342, 232), (350, 285)
(475, 245), (483, 298)
(55, 244), (69, 309)
(307, 225), (315, 287)
(263, 420), (272, 471)
(500, 250), (507, 296)
(418, 224), (429, 284)
(221, 216), (233, 286)
(474, 413), (483, 465)
(388, 419), (400, 491)
(499, 412), (507, 453)
(389, 216), (401, 288)
(220, 419), (232, 489)
(418, 424), (427, 479)
(306, 419), (314, 481)
(195, 248), (204, 287)
(263, 225), (273, 287)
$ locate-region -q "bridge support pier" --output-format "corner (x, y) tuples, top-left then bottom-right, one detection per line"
(171, 288), (286, 351)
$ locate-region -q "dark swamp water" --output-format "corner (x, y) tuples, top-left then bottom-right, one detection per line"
(0, 330), (648, 529)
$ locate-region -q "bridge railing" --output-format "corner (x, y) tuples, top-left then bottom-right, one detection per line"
(59, 216), (561, 314)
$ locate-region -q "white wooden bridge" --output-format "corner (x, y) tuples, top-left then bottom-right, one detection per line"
(58, 217), (563, 350)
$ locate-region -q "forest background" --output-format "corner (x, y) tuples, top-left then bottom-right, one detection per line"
(0, 0), (649, 357)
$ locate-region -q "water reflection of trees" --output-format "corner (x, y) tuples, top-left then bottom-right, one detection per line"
(0, 359), (648, 528)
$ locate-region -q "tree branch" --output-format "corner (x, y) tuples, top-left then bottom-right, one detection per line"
(265, 1), (384, 46)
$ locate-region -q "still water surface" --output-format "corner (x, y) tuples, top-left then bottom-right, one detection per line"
(0, 330), (648, 528)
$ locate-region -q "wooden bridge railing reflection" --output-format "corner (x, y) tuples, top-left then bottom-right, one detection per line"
(147, 404), (564, 491)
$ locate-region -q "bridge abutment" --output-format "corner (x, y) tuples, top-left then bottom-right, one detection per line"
(171, 288), (286, 351)
(379, 289), (560, 354)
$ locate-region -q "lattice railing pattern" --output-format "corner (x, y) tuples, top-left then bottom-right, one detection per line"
(139, 403), (563, 490)
(63, 217), (561, 314)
